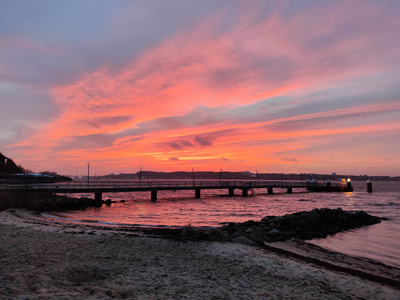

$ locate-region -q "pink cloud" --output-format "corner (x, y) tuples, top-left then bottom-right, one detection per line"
(6, 1), (400, 175)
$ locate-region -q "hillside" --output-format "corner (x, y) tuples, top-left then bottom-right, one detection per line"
(0, 152), (71, 182)
(0, 153), (26, 174)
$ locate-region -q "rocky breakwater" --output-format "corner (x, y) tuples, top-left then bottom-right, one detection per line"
(207, 208), (383, 246)
(28, 195), (104, 211)
(0, 190), (103, 211)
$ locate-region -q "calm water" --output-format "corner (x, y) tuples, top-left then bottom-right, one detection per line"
(45, 180), (400, 268)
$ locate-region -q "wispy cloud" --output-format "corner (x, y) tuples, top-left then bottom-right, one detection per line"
(1, 1), (399, 175)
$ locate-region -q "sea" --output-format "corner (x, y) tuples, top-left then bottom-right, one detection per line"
(43, 180), (400, 268)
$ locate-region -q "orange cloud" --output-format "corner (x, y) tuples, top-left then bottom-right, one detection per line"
(6, 1), (400, 175)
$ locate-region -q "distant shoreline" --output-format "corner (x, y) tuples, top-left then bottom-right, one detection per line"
(84, 171), (400, 182)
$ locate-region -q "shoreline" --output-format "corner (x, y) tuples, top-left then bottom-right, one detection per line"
(1, 209), (400, 299)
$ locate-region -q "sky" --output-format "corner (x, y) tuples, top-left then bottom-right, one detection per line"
(1, 0), (399, 176)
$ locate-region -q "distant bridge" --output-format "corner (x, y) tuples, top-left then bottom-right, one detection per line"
(0, 180), (346, 201)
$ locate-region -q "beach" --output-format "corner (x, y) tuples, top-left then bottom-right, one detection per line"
(1, 209), (399, 299)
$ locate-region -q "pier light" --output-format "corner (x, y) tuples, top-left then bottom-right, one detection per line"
(346, 178), (352, 190)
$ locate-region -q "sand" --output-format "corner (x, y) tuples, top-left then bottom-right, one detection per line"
(1, 209), (399, 299)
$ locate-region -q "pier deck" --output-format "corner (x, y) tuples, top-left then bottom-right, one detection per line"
(1, 180), (348, 201)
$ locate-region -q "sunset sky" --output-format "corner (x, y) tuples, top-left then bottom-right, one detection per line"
(1, 0), (399, 176)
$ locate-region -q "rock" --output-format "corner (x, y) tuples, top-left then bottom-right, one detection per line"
(219, 230), (231, 242)
(208, 228), (221, 241)
(242, 220), (259, 227)
(338, 213), (350, 222)
(209, 208), (382, 245)
(208, 228), (231, 242)
(248, 226), (265, 244)
(267, 229), (280, 236)
(232, 236), (258, 246)
(232, 229), (245, 238)
(261, 215), (276, 223)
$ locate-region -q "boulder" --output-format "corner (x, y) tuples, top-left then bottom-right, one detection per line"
(232, 236), (258, 246)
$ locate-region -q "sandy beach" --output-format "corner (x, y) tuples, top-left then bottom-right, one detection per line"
(1, 209), (399, 299)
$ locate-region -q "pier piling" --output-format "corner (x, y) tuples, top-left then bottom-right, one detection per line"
(367, 180), (373, 193)
(268, 187), (273, 194)
(151, 190), (157, 201)
(195, 189), (201, 198)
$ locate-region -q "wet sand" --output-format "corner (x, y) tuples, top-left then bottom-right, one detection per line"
(1, 209), (399, 299)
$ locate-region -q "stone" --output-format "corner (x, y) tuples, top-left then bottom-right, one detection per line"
(267, 229), (280, 236)
(232, 236), (258, 246)
(232, 229), (245, 238)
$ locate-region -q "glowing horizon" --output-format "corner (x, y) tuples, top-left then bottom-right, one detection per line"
(1, 1), (399, 176)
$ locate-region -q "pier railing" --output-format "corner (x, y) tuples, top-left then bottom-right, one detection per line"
(0, 180), (342, 190)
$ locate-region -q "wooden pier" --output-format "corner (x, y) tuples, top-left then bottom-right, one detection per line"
(0, 179), (351, 202)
